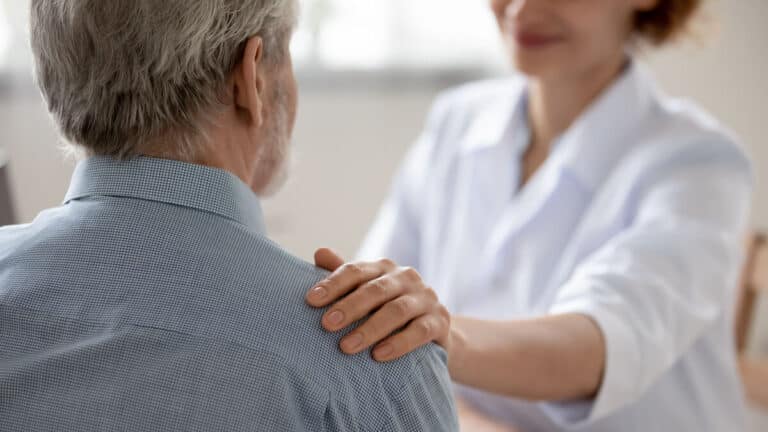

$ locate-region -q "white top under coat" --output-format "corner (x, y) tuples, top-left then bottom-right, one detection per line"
(359, 60), (753, 431)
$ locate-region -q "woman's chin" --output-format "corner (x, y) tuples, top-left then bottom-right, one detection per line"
(511, 57), (553, 79)
(509, 50), (571, 81)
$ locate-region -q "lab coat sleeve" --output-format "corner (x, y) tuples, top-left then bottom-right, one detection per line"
(544, 154), (753, 425)
(356, 95), (452, 268)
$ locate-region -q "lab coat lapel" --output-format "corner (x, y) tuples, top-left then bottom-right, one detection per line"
(438, 85), (524, 310)
(454, 79), (527, 239)
(548, 62), (659, 288)
(484, 61), (658, 289)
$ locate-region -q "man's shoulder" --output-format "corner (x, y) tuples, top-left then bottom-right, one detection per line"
(0, 200), (458, 430)
(293, 340), (456, 431)
(0, 197), (329, 353)
(130, 230), (458, 430)
(348, 344), (458, 431)
(195, 235), (458, 430)
(118, 322), (457, 431)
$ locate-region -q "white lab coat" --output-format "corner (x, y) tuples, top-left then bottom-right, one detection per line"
(358, 61), (753, 431)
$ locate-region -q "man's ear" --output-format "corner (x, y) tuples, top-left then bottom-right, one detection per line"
(233, 36), (266, 127)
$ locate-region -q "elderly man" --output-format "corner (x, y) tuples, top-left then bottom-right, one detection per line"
(0, 1), (458, 431)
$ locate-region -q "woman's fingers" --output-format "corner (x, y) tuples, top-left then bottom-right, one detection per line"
(305, 253), (452, 361)
(322, 275), (402, 332)
(337, 290), (432, 354)
(305, 257), (397, 308)
(317, 265), (421, 331)
(313, 248), (345, 272)
(371, 312), (449, 362)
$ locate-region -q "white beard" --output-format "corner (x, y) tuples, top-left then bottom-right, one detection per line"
(256, 139), (291, 198)
(253, 86), (292, 198)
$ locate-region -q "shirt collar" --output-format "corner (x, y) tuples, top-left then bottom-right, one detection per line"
(460, 76), (528, 155)
(64, 156), (267, 234)
(458, 59), (658, 191)
(548, 60), (658, 191)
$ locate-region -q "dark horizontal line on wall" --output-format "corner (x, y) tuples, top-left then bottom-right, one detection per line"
(0, 66), (503, 99)
(296, 66), (498, 91)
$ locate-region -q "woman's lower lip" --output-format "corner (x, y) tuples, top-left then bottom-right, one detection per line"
(513, 33), (563, 49)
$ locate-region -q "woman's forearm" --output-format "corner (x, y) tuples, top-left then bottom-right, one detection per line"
(447, 313), (606, 402)
(456, 397), (520, 432)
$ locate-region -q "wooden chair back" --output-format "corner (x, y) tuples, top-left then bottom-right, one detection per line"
(0, 158), (16, 226)
(736, 232), (768, 409)
(736, 233), (768, 352)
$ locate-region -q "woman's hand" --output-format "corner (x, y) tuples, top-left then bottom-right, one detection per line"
(305, 248), (451, 362)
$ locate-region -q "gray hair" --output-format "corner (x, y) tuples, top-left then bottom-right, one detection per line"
(30, 0), (298, 160)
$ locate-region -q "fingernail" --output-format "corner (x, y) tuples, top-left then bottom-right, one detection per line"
(326, 310), (344, 326)
(373, 344), (393, 360)
(309, 286), (327, 300)
(342, 333), (364, 352)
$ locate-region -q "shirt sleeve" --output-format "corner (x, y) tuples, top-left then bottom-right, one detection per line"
(543, 154), (753, 426)
(356, 95), (451, 268)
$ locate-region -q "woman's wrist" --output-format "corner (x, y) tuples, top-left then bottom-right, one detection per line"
(445, 316), (470, 379)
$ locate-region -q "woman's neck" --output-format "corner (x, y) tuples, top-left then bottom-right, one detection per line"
(527, 55), (629, 152)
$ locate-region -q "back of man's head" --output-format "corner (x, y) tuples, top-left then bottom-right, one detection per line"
(30, 0), (297, 161)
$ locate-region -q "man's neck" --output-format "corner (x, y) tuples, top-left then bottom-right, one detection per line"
(139, 131), (259, 192)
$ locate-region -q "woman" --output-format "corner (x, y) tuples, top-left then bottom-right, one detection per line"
(306, 0), (753, 430)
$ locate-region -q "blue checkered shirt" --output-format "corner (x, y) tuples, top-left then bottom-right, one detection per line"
(0, 156), (458, 431)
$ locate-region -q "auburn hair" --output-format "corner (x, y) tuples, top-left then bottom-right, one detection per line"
(634, 0), (702, 45)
